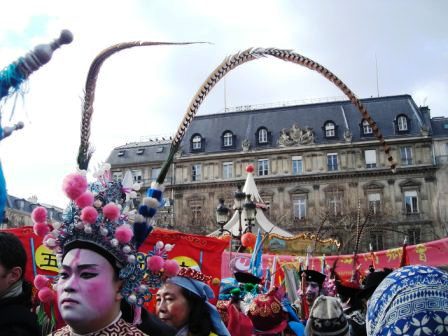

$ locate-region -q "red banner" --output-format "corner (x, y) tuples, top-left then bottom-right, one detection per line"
(222, 237), (448, 280)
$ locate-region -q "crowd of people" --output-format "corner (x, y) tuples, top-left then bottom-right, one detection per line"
(1, 176), (448, 335)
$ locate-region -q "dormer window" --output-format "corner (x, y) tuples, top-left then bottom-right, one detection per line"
(397, 115), (408, 131)
(362, 120), (373, 135)
(395, 114), (410, 133)
(222, 131), (235, 148)
(323, 121), (338, 138)
(259, 128), (268, 143)
(256, 127), (271, 145)
(190, 134), (205, 152)
(192, 135), (202, 149)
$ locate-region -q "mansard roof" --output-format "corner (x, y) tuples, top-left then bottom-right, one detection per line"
(180, 94), (428, 155)
(431, 116), (448, 138)
(107, 140), (171, 166)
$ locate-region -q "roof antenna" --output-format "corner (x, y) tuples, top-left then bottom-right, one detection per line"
(375, 54), (380, 97)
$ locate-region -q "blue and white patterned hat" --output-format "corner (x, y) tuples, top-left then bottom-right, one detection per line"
(367, 265), (448, 336)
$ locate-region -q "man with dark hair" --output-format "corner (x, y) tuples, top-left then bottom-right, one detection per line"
(0, 231), (41, 335)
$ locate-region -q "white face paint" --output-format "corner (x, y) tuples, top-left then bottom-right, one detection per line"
(56, 248), (121, 333)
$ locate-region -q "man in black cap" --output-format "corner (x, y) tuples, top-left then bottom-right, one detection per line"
(291, 270), (326, 323)
(299, 270), (326, 308)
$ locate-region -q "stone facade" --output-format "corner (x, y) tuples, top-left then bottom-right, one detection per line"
(107, 95), (447, 253)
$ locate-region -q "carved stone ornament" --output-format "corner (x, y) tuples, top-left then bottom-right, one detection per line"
(242, 138), (251, 151)
(343, 129), (353, 143)
(278, 123), (315, 147)
(420, 125), (429, 137)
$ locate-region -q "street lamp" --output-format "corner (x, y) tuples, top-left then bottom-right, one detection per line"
(216, 198), (230, 234)
(234, 184), (246, 240)
(243, 194), (256, 233)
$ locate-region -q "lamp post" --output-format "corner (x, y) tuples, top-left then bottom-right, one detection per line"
(243, 194), (257, 233)
(234, 184), (246, 241)
(216, 198), (230, 235)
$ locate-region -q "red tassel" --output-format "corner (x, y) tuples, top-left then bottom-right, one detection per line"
(399, 243), (409, 267)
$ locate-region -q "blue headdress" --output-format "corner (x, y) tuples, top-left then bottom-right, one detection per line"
(168, 268), (231, 336)
(366, 265), (448, 336)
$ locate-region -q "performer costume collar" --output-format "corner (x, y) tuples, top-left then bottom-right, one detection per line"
(68, 312), (121, 336)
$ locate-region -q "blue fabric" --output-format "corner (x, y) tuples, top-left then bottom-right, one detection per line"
(168, 276), (230, 336)
(288, 321), (305, 336)
(367, 265), (448, 336)
(249, 229), (263, 278)
(0, 161), (6, 223)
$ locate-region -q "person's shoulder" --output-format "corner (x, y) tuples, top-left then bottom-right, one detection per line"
(116, 318), (150, 335)
(0, 302), (41, 335)
(48, 325), (71, 336)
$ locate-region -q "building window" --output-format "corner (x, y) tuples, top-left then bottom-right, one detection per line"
(292, 156), (303, 175)
(365, 149), (377, 168)
(258, 128), (268, 144)
(407, 228), (421, 245)
(404, 190), (419, 214)
(362, 120), (373, 135)
(223, 162), (233, 179)
(400, 146), (413, 165)
(367, 193), (381, 214)
(397, 115), (408, 131)
(293, 196), (307, 220)
(327, 191), (343, 216)
(151, 167), (161, 181)
(112, 172), (123, 182)
(188, 199), (203, 225)
(131, 169), (142, 183)
(192, 164), (202, 181)
(327, 153), (338, 171)
(258, 159), (269, 176)
(222, 131), (234, 147)
(192, 135), (202, 150)
(324, 121), (336, 138)
(370, 231), (384, 251)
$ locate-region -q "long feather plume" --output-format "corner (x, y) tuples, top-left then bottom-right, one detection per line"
(77, 41), (205, 170)
(157, 47), (396, 185)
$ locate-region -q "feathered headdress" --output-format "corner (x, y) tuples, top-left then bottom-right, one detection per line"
(31, 40), (200, 325)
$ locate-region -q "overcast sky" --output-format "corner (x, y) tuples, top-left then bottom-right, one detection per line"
(1, 0), (447, 208)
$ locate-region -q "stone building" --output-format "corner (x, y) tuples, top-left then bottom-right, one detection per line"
(1, 194), (63, 229)
(107, 95), (444, 253)
(430, 114), (448, 238)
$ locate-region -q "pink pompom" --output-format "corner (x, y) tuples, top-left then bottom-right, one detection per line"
(33, 222), (50, 237)
(75, 191), (94, 208)
(31, 207), (47, 223)
(34, 275), (50, 290)
(147, 255), (164, 273)
(62, 173), (88, 200)
(38, 287), (55, 303)
(103, 202), (120, 222)
(246, 164), (255, 173)
(164, 260), (180, 277)
(80, 206), (98, 224)
(115, 224), (133, 244)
